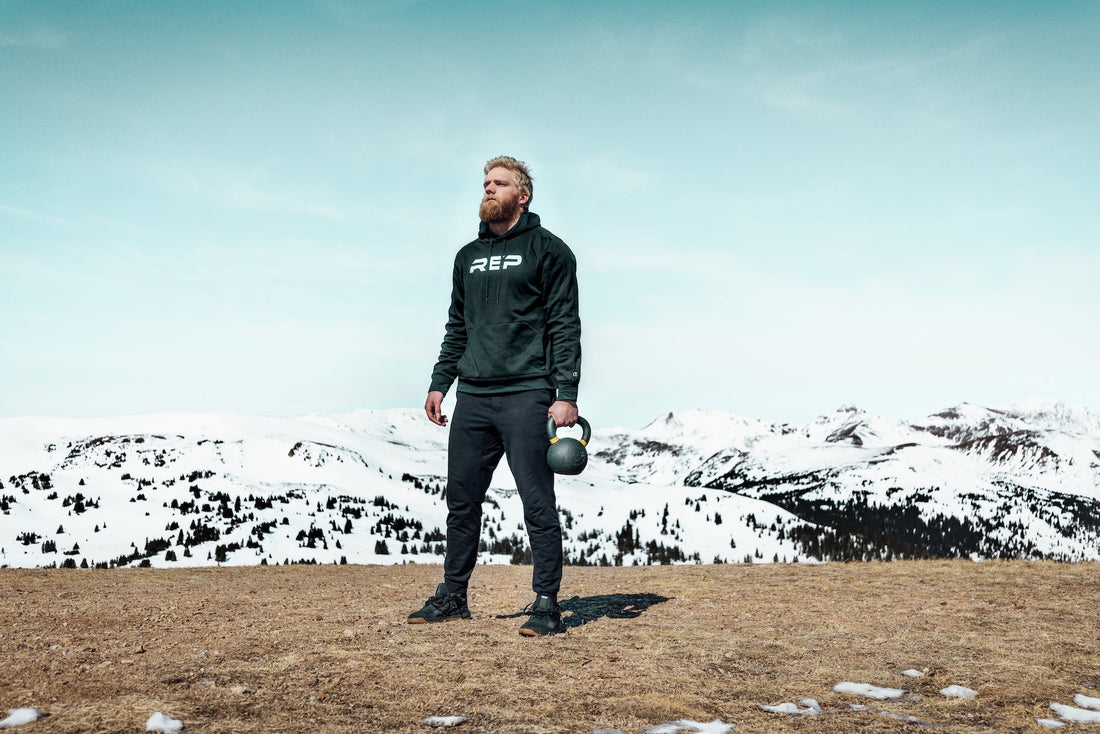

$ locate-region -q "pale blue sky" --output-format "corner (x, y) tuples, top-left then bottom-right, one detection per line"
(2, 1), (1098, 429)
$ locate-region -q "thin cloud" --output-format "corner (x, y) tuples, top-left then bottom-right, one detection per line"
(146, 158), (349, 221)
(736, 14), (1002, 123)
(0, 203), (67, 225)
(749, 69), (854, 118)
(0, 27), (68, 50)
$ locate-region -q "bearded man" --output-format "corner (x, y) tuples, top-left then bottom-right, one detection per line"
(410, 156), (582, 637)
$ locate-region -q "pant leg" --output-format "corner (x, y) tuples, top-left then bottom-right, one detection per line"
(443, 392), (504, 595)
(499, 389), (562, 597)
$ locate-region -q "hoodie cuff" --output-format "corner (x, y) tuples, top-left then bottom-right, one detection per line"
(555, 387), (578, 402)
(428, 379), (453, 395)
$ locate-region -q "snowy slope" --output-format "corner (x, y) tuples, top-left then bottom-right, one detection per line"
(2, 400), (1098, 569)
(687, 402), (1100, 560)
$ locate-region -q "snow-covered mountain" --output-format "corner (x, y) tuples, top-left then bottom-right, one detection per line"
(2, 400), (1098, 569)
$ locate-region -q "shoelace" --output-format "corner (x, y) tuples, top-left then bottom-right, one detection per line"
(523, 602), (558, 617)
(428, 592), (462, 612)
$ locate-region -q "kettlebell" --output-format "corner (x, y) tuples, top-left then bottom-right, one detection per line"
(546, 415), (591, 475)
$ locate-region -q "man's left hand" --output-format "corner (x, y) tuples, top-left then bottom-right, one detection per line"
(548, 400), (578, 428)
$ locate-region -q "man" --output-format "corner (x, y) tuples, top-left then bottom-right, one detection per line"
(409, 156), (581, 637)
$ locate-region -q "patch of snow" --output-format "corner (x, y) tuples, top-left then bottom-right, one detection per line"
(0, 709), (47, 728)
(641, 720), (736, 734)
(901, 669), (925, 677)
(759, 699), (821, 716)
(1051, 702), (1100, 723)
(1076, 694), (1100, 711)
(421, 716), (467, 728)
(940, 685), (978, 699)
(833, 682), (907, 700)
(1037, 719), (1066, 729)
(146, 712), (183, 733)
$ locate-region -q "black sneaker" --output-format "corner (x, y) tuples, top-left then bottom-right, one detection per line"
(519, 594), (564, 637)
(407, 583), (471, 624)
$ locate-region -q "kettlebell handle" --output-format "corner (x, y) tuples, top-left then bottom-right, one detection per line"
(547, 415), (591, 446)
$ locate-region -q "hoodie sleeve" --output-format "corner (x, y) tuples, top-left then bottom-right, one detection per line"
(541, 239), (582, 401)
(428, 255), (467, 395)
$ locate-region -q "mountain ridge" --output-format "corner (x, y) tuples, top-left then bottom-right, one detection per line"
(2, 399), (1097, 569)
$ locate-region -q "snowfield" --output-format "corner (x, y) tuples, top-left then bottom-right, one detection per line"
(1, 399), (1098, 570)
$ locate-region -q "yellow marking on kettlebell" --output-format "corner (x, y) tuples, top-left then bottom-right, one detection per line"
(549, 437), (559, 444)
(579, 439), (587, 447)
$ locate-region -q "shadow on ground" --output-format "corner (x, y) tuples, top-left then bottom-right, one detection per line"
(560, 593), (671, 628)
(496, 593), (671, 628)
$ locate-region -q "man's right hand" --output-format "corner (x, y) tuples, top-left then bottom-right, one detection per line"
(424, 391), (448, 426)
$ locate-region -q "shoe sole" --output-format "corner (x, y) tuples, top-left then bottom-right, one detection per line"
(518, 627), (563, 637)
(407, 616), (470, 624)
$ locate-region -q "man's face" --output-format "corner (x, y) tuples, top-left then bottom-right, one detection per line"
(479, 166), (528, 224)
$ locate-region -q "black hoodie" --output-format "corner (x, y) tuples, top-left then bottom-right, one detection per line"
(429, 211), (581, 401)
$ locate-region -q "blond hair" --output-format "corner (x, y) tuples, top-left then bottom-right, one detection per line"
(484, 156), (533, 210)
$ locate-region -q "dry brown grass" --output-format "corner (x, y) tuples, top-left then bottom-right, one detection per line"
(2, 561), (1098, 733)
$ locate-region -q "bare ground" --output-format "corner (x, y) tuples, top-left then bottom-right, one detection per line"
(2, 561), (1098, 733)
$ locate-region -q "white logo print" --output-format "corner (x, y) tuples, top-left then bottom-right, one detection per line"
(470, 255), (522, 273)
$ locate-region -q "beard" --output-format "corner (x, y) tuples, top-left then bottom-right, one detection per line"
(479, 192), (522, 224)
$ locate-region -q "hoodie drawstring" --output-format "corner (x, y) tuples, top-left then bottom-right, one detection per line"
(483, 238), (506, 305)
(497, 240), (505, 305)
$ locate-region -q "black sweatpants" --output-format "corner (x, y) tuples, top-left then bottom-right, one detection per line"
(443, 389), (563, 597)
